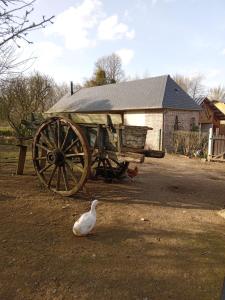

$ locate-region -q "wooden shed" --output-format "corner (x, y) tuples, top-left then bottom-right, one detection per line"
(195, 97), (225, 134)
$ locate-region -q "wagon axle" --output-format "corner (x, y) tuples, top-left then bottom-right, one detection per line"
(47, 150), (65, 166)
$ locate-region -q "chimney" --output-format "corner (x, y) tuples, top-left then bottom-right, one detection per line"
(70, 81), (74, 95)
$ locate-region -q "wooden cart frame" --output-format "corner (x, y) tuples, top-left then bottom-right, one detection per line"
(19, 115), (164, 196)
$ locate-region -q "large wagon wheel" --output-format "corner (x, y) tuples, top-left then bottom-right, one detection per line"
(32, 117), (91, 196)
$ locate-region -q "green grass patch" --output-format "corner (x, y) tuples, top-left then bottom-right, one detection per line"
(0, 126), (15, 137)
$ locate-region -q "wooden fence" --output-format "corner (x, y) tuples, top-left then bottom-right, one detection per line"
(208, 128), (225, 162)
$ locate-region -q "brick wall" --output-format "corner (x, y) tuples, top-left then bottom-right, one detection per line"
(163, 109), (200, 152)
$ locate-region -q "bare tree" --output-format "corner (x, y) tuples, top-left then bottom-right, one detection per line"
(95, 53), (124, 83)
(208, 85), (225, 101)
(0, 0), (54, 47)
(0, 0), (54, 79)
(173, 74), (205, 100)
(0, 72), (67, 136)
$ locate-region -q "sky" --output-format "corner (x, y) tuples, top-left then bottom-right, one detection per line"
(18, 0), (225, 88)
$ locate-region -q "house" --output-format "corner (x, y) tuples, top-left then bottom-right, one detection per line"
(195, 97), (225, 134)
(47, 75), (200, 152)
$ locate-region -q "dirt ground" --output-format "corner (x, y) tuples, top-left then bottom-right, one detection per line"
(0, 144), (225, 300)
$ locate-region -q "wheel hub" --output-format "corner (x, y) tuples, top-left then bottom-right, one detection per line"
(47, 150), (64, 166)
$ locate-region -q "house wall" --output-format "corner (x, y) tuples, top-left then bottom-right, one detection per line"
(163, 109), (200, 152)
(124, 110), (163, 150)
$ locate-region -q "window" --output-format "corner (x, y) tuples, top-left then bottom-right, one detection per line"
(190, 117), (196, 131)
(174, 115), (179, 130)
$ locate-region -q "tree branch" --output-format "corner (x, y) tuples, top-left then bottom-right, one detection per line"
(0, 15), (54, 47)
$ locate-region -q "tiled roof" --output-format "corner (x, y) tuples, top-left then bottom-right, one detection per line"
(47, 75), (200, 113)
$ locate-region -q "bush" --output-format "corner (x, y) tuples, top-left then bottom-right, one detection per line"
(173, 131), (208, 157)
(0, 128), (15, 137)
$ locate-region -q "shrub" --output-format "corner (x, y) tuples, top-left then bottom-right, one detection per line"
(173, 130), (208, 157)
(0, 128), (15, 137)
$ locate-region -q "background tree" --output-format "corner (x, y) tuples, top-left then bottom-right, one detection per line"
(208, 85), (225, 101)
(95, 53), (124, 83)
(84, 53), (124, 87)
(173, 74), (205, 100)
(0, 0), (54, 80)
(84, 68), (107, 88)
(0, 72), (67, 136)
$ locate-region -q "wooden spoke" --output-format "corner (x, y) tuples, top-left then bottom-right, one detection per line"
(106, 158), (116, 177)
(61, 126), (70, 150)
(91, 156), (98, 166)
(102, 158), (107, 177)
(36, 143), (50, 153)
(47, 124), (57, 148)
(110, 157), (122, 167)
(64, 138), (79, 153)
(39, 163), (52, 174)
(57, 119), (61, 149)
(65, 153), (84, 158)
(62, 164), (69, 191)
(40, 131), (54, 149)
(34, 156), (47, 161)
(96, 157), (101, 168)
(66, 159), (84, 173)
(65, 161), (78, 184)
(56, 166), (61, 190)
(48, 165), (57, 187)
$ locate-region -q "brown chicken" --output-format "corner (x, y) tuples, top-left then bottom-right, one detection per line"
(126, 166), (138, 180)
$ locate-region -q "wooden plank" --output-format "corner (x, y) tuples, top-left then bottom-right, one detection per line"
(221, 277), (225, 300)
(213, 151), (225, 159)
(107, 150), (144, 163)
(215, 139), (218, 156)
(212, 137), (225, 141)
(70, 113), (123, 125)
(210, 159), (225, 163)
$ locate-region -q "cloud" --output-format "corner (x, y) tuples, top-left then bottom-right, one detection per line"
(207, 69), (221, 78)
(151, 0), (158, 5)
(17, 41), (63, 75)
(33, 41), (63, 63)
(221, 49), (225, 55)
(98, 15), (135, 40)
(45, 0), (135, 49)
(151, 0), (176, 5)
(116, 48), (135, 65)
(46, 0), (103, 50)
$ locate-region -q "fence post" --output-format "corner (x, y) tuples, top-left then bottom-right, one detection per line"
(207, 127), (213, 161)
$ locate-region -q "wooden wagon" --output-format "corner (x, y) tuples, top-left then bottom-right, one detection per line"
(19, 113), (164, 196)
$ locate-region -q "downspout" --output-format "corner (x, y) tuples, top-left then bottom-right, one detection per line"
(162, 109), (166, 152)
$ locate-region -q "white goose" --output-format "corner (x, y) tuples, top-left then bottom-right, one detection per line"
(73, 200), (99, 236)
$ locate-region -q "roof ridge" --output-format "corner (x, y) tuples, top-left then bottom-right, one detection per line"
(160, 75), (169, 107)
(80, 74), (170, 92)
